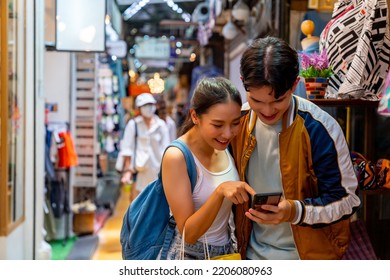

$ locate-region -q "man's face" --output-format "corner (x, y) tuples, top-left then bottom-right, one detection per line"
(246, 86), (293, 125)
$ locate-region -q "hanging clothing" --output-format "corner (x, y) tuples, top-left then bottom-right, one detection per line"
(57, 131), (78, 168)
(320, 0), (390, 99)
(378, 69), (390, 115)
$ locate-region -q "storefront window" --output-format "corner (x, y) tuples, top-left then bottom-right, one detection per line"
(1, 0), (26, 235)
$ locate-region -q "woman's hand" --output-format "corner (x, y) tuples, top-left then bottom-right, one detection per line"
(217, 181), (256, 205)
(121, 170), (133, 185)
(245, 198), (292, 225)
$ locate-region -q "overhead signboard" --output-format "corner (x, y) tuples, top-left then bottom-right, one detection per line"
(106, 40), (127, 58)
(134, 37), (170, 60)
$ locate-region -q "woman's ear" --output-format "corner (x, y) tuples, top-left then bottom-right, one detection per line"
(190, 109), (199, 125)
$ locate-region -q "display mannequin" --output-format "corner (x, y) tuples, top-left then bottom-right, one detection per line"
(294, 20), (321, 99)
(300, 20), (320, 52)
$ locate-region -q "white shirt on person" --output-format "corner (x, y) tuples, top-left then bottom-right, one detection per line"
(191, 150), (239, 246)
(246, 117), (299, 260)
(120, 115), (170, 192)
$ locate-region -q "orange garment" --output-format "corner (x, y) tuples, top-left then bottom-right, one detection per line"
(57, 131), (78, 168)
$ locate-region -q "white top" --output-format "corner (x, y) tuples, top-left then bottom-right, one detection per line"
(246, 118), (299, 260)
(191, 150), (239, 245)
(120, 115), (170, 191)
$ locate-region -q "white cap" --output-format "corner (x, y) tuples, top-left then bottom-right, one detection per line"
(135, 93), (156, 108)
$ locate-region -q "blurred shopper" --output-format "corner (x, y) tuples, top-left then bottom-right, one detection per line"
(119, 93), (170, 201)
(155, 96), (177, 142)
(175, 103), (187, 129)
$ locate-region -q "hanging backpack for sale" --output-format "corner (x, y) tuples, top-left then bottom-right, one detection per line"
(120, 139), (197, 260)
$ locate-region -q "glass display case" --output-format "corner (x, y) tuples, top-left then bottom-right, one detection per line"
(0, 0), (26, 235)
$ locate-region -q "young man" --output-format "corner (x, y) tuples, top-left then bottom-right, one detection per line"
(230, 37), (361, 260)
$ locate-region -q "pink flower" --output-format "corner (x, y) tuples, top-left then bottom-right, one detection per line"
(299, 49), (333, 78)
(300, 52), (311, 69)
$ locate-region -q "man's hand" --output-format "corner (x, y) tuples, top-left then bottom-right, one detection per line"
(245, 198), (292, 225)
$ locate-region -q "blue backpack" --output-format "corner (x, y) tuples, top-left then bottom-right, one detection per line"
(120, 139), (197, 260)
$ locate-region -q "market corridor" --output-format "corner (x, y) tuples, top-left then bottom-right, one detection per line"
(92, 186), (129, 260)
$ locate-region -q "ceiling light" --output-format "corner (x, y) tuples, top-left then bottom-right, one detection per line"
(164, 0), (191, 22)
(148, 73), (165, 94)
(123, 0), (150, 20)
(232, 0), (250, 22)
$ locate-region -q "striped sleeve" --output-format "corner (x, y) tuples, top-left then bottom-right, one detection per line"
(297, 100), (361, 227)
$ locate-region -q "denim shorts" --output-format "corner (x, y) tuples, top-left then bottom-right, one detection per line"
(159, 228), (235, 260)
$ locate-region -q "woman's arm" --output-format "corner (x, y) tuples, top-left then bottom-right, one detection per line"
(162, 146), (254, 244)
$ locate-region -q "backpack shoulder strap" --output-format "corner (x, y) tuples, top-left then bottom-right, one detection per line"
(133, 119), (138, 138)
(159, 139), (197, 259)
(163, 139), (197, 192)
(132, 119), (138, 177)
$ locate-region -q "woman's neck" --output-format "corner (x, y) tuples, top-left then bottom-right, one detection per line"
(183, 128), (217, 158)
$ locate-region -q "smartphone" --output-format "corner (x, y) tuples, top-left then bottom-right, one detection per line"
(252, 192), (282, 211)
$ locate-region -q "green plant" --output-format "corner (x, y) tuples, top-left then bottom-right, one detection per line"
(299, 49), (333, 78)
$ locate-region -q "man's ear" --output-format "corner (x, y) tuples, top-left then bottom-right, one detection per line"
(240, 76), (248, 92)
(291, 77), (300, 92)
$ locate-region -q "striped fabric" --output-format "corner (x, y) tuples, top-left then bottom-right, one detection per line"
(342, 219), (377, 259)
(320, 0), (390, 99)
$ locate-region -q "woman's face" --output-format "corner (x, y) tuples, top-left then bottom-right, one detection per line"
(193, 101), (242, 150)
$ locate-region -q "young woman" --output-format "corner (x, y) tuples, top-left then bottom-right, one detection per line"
(159, 77), (255, 260)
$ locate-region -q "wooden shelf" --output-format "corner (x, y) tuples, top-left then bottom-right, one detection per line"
(361, 188), (390, 196)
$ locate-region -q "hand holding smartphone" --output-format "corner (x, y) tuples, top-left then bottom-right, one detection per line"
(251, 192), (282, 211)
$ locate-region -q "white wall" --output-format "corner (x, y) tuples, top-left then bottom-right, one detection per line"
(44, 51), (71, 122)
(228, 42), (247, 104)
(44, 0), (71, 123)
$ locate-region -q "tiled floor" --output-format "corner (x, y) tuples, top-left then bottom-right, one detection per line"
(91, 186), (130, 260)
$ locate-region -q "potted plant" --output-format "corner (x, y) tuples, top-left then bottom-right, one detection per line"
(299, 49), (333, 99)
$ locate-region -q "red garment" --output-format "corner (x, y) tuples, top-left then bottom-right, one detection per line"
(57, 131), (78, 168)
